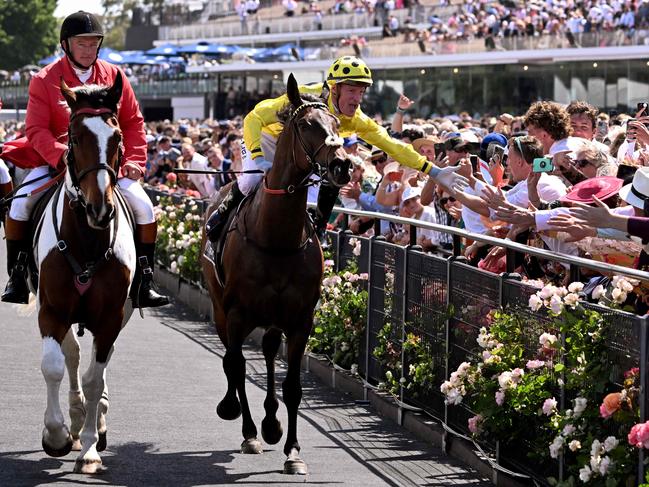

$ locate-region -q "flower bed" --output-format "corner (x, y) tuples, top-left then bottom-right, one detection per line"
(148, 190), (649, 485)
(153, 194), (205, 286)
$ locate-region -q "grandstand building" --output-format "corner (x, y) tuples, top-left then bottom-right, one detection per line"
(2, 1), (649, 120)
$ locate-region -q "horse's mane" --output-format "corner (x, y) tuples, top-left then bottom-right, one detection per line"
(276, 93), (325, 126)
(69, 84), (119, 112)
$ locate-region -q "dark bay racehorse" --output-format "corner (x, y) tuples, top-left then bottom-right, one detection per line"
(202, 74), (351, 474)
(36, 73), (135, 473)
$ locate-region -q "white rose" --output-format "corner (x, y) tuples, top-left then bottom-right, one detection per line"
(528, 293), (543, 311)
(579, 465), (592, 482)
(611, 287), (627, 304)
(569, 440), (581, 452)
(549, 294), (563, 314)
(568, 282), (584, 293)
(592, 284), (605, 300)
(563, 293), (580, 308)
(603, 436), (619, 452)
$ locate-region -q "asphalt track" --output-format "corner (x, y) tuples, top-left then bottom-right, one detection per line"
(0, 229), (490, 487)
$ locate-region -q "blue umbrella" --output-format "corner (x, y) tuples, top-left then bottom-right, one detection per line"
(146, 44), (180, 56)
(177, 41), (226, 56)
(99, 47), (125, 64)
(38, 53), (62, 65)
(270, 43), (303, 61)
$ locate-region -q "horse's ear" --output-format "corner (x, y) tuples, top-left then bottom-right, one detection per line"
(107, 71), (123, 108)
(60, 78), (76, 109)
(286, 73), (302, 108)
(320, 82), (330, 104)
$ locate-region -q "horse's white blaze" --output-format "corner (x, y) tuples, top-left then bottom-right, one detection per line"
(83, 116), (116, 220)
(41, 337), (70, 447)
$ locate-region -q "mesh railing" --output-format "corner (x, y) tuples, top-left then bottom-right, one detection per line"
(145, 190), (649, 484)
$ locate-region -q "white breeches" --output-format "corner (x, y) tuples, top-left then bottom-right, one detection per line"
(9, 166), (154, 225)
(0, 158), (10, 184)
(238, 132), (278, 196)
(117, 178), (155, 225)
(9, 166), (52, 221)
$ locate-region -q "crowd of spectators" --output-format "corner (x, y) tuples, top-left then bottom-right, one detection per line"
(3, 83), (649, 311)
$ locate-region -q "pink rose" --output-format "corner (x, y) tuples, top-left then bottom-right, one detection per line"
(468, 414), (483, 434)
(629, 422), (649, 449)
(495, 390), (505, 406)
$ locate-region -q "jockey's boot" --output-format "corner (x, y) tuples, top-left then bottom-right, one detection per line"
(131, 242), (169, 308)
(314, 181), (341, 246)
(206, 181), (244, 244)
(2, 218), (30, 304)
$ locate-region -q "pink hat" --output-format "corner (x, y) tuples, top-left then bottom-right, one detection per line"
(560, 176), (623, 204)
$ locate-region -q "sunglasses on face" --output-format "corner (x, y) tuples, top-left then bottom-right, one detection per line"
(574, 159), (591, 169)
(372, 156), (388, 165)
(440, 196), (456, 206)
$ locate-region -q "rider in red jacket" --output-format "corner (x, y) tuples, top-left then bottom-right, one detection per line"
(2, 11), (168, 308)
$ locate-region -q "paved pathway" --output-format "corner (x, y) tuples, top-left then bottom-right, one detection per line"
(0, 232), (490, 486)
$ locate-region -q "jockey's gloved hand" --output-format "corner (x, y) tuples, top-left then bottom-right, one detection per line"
(254, 156), (272, 173)
(430, 165), (469, 194)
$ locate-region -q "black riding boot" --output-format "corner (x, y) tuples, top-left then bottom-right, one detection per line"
(131, 243), (169, 308)
(2, 239), (30, 304)
(314, 182), (340, 243)
(206, 181), (245, 244)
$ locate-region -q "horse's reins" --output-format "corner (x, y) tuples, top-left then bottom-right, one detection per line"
(262, 101), (333, 196)
(0, 170), (66, 207)
(236, 101), (340, 254)
(52, 106), (121, 295)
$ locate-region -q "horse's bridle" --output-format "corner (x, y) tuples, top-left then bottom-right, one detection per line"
(264, 101), (342, 195)
(67, 107), (123, 198)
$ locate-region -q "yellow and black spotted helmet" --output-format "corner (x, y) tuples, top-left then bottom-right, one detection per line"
(326, 56), (373, 86)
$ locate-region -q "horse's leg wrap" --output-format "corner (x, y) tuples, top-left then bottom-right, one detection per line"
(206, 181), (244, 243)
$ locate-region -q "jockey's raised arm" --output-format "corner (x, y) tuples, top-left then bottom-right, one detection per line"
(206, 56), (468, 244)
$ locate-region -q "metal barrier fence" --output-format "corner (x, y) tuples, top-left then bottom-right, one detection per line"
(146, 187), (649, 485)
(330, 208), (649, 485)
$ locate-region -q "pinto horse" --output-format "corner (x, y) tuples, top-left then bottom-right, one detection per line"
(35, 73), (135, 474)
(202, 74), (351, 474)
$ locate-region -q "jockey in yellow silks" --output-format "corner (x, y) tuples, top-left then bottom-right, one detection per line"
(206, 56), (467, 241)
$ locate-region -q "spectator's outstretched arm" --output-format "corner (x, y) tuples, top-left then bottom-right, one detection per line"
(391, 93), (414, 134)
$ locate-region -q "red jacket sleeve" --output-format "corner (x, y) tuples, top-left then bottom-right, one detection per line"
(25, 76), (68, 168)
(117, 70), (146, 175)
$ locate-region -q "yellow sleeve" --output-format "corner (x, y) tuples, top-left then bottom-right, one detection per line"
(243, 93), (290, 159)
(242, 82), (324, 159)
(353, 113), (433, 174)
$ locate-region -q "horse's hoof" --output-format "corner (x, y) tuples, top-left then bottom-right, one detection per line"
(73, 458), (105, 474)
(71, 438), (82, 451)
(96, 431), (107, 452)
(240, 438), (263, 454)
(261, 417), (283, 445)
(283, 458), (308, 475)
(42, 434), (73, 458)
(217, 398), (241, 420)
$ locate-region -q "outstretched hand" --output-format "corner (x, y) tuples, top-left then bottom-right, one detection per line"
(435, 165), (469, 194)
(546, 214), (597, 242)
(567, 196), (614, 227)
(480, 184), (507, 209)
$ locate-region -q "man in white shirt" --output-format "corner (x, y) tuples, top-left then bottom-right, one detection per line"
(181, 143), (215, 198)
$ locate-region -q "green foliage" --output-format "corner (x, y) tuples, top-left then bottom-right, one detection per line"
(0, 0), (58, 70)
(308, 259), (368, 370)
(443, 281), (642, 486)
(154, 196), (204, 284)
